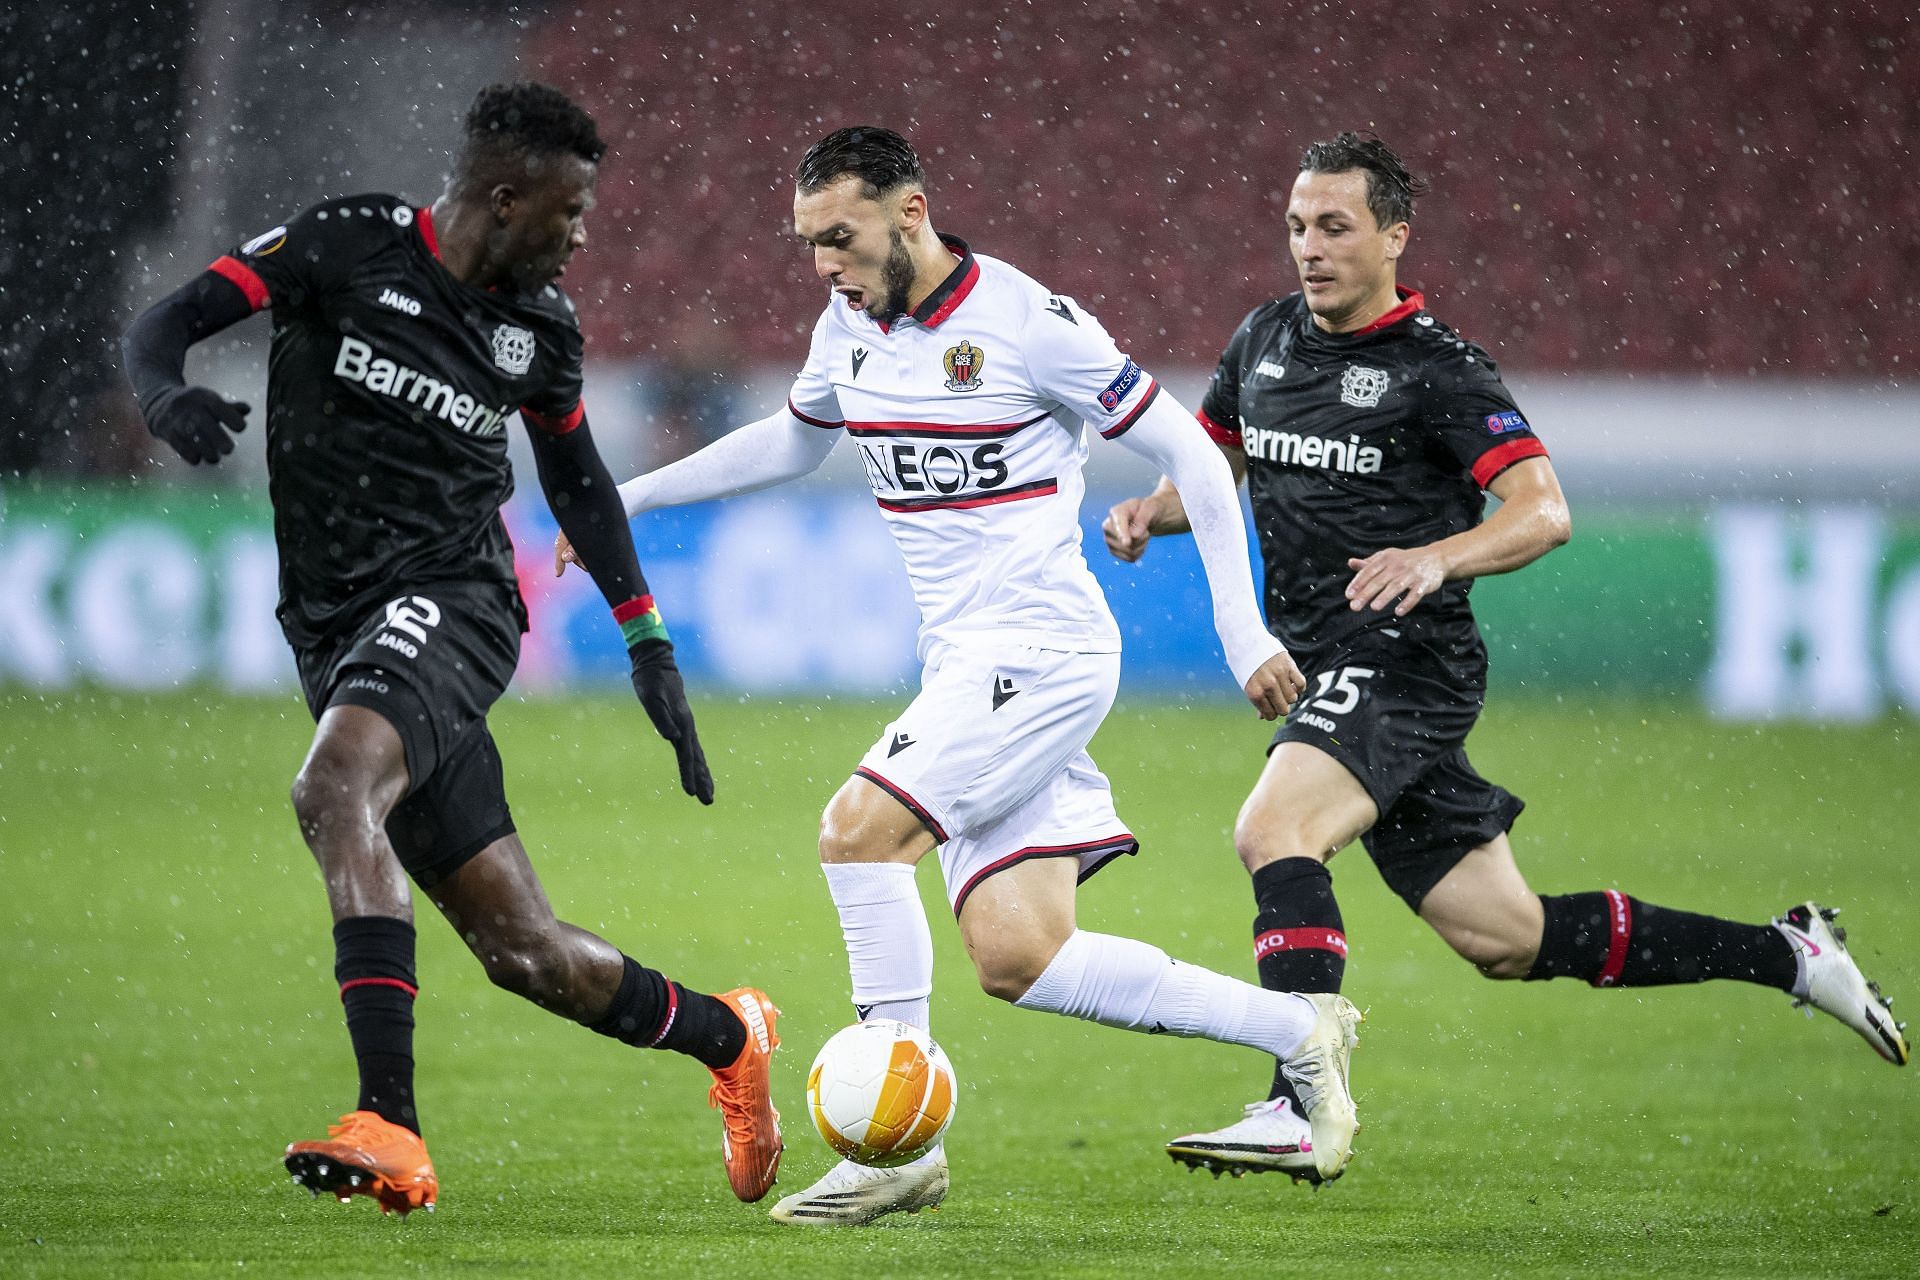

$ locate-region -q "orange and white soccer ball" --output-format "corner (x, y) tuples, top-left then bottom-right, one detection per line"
(806, 1019), (957, 1167)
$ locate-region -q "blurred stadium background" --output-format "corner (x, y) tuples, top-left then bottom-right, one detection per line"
(6, 5), (1919, 1275)
(3, 0), (1917, 717)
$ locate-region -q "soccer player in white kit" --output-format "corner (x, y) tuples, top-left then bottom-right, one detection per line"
(558, 127), (1366, 1223)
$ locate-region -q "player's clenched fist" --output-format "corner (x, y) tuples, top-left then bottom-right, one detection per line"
(553, 529), (579, 576)
(141, 386), (250, 465)
(1243, 648), (1306, 720)
(1102, 497), (1156, 563)
(628, 638), (715, 804)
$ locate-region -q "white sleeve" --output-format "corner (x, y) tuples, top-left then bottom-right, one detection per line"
(1110, 388), (1284, 689)
(1020, 292), (1162, 437)
(618, 408), (839, 516)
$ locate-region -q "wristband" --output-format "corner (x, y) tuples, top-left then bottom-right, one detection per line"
(614, 594), (670, 646)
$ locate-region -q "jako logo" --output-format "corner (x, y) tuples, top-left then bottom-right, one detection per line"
(1243, 427), (1384, 474)
(333, 336), (511, 436)
(378, 288), (421, 316)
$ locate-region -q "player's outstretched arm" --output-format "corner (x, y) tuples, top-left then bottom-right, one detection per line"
(120, 272), (256, 465)
(1111, 390), (1304, 718)
(555, 408), (839, 575)
(527, 415), (714, 804)
(1344, 456), (1572, 616)
(1102, 442), (1246, 563)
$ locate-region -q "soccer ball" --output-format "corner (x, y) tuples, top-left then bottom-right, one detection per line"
(806, 1019), (957, 1167)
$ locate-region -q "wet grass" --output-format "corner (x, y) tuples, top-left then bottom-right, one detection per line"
(2, 690), (1915, 1277)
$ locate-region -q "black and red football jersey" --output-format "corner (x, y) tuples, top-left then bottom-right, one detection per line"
(211, 193), (585, 646)
(1199, 288), (1548, 683)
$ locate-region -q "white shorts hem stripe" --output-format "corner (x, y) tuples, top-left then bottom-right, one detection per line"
(951, 831), (1139, 917)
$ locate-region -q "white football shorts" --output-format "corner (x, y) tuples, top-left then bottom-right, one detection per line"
(853, 642), (1138, 916)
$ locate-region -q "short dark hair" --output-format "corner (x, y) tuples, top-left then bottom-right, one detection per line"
(796, 126), (926, 199)
(453, 82), (605, 195)
(1299, 132), (1427, 228)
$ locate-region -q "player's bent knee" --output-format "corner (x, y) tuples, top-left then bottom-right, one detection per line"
(472, 928), (572, 1004)
(971, 930), (1070, 1004)
(1232, 813), (1330, 873)
(1441, 930), (1537, 981)
(289, 756), (367, 841)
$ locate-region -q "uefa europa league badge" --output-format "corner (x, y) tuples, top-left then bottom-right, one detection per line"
(943, 340), (986, 392)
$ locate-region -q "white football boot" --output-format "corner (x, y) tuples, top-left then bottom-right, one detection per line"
(768, 1144), (948, 1226)
(1168, 992), (1362, 1185)
(1774, 903), (1909, 1065)
(1166, 1096), (1318, 1182)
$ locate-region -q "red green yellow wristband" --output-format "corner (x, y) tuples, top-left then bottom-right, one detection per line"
(613, 594), (669, 646)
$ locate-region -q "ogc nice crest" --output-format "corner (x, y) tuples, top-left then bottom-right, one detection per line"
(943, 340), (986, 392)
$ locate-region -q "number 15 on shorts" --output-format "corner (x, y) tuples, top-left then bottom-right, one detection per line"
(1297, 667), (1374, 732)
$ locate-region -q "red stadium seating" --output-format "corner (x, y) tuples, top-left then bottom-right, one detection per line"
(531, 2), (1915, 375)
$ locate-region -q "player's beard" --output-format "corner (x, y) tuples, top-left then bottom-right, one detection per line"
(871, 228), (916, 322)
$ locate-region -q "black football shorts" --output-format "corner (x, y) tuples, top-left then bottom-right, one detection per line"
(1270, 648), (1524, 910)
(295, 580), (522, 886)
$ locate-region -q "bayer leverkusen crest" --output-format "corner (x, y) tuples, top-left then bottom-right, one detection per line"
(1339, 364), (1390, 408)
(492, 324), (536, 377)
(943, 340), (985, 392)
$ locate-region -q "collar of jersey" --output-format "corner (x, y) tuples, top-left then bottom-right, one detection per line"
(876, 233), (979, 334)
(415, 204), (517, 297)
(1345, 285), (1425, 336)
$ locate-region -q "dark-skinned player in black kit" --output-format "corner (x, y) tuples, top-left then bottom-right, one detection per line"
(122, 83), (783, 1214)
(1105, 132), (1907, 1183)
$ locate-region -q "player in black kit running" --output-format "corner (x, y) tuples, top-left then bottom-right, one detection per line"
(1105, 133), (1907, 1182)
(121, 83), (783, 1213)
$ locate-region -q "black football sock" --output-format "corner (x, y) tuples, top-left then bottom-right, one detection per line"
(1526, 891), (1797, 990)
(333, 916), (421, 1134)
(1250, 857), (1347, 1103)
(587, 955), (747, 1070)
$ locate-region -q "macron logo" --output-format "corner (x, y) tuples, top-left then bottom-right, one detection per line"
(332, 336), (510, 437)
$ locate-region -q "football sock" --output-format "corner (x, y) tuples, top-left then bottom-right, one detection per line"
(334, 916), (420, 1134)
(1250, 857), (1347, 1103)
(1527, 891), (1798, 990)
(586, 956), (746, 1069)
(823, 861), (933, 1030)
(1013, 930), (1316, 1059)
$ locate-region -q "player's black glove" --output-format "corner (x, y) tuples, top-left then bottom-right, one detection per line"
(140, 385), (250, 465)
(628, 637), (714, 805)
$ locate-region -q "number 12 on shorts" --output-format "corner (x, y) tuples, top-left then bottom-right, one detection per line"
(1304, 667), (1374, 718)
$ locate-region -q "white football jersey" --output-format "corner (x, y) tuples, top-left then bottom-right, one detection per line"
(788, 235), (1162, 659)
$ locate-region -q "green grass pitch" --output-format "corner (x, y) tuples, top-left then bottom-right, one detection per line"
(2, 690), (1915, 1277)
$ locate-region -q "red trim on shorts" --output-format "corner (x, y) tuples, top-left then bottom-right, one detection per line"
(1472, 437), (1549, 489)
(1593, 889), (1632, 988)
(1196, 406), (1242, 449)
(209, 256), (271, 311)
(647, 981), (680, 1046)
(853, 767), (949, 843)
(1254, 927), (1349, 961)
(951, 833), (1139, 918)
(522, 400), (586, 434)
(339, 976), (419, 1000)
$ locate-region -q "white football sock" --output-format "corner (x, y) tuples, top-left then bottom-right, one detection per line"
(1013, 929), (1314, 1059)
(822, 861), (932, 1031)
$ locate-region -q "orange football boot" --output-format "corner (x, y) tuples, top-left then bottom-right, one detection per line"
(707, 988), (783, 1202)
(284, 1110), (438, 1216)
